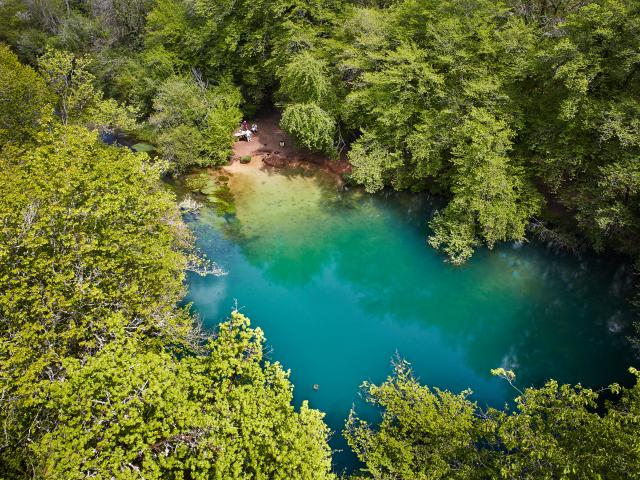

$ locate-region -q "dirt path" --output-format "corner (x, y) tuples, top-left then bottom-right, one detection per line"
(228, 111), (351, 175)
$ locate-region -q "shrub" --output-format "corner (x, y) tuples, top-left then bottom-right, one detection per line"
(280, 102), (336, 156)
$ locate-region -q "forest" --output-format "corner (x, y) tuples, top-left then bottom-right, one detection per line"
(1, 0), (640, 478)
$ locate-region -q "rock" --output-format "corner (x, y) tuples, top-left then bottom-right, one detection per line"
(307, 156), (325, 166)
(178, 195), (202, 214)
(263, 153), (287, 168)
(327, 160), (352, 175)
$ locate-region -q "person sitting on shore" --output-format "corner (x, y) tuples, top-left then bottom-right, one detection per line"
(251, 123), (258, 134)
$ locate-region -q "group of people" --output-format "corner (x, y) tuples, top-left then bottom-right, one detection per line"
(236, 119), (258, 141)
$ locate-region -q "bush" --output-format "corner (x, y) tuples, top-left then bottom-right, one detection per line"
(240, 155), (251, 163)
(150, 75), (242, 172)
(280, 102), (336, 156)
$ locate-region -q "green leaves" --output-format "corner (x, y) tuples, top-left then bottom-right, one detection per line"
(280, 102), (336, 155)
(150, 75), (242, 172)
(2, 1), (640, 478)
(348, 361), (640, 479)
(0, 50), (334, 479)
(325, 0), (545, 262)
(0, 44), (52, 147)
(38, 47), (138, 133)
(519, 0), (640, 260)
(428, 108), (542, 264)
(277, 51), (334, 105)
(490, 367), (516, 383)
(0, 124), (334, 479)
(24, 314), (334, 480)
(345, 360), (487, 479)
(348, 132), (403, 193)
(0, 124), (196, 477)
(0, 124), (192, 378)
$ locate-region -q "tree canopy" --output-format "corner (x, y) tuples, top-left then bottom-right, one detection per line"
(1, 0), (640, 478)
(0, 124), (334, 479)
(346, 361), (640, 479)
(0, 44), (52, 146)
(4, 0), (636, 267)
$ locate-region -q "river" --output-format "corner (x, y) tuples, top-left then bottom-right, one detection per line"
(178, 162), (636, 472)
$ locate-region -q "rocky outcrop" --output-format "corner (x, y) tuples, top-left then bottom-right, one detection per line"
(260, 150), (352, 175)
(262, 153), (288, 168)
(327, 160), (352, 175)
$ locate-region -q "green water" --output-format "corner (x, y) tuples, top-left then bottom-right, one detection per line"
(182, 165), (636, 472)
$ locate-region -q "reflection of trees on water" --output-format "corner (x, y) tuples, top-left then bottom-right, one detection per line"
(223, 168), (350, 285)
(333, 235), (635, 390)
(194, 174), (636, 395)
(232, 184), (437, 286)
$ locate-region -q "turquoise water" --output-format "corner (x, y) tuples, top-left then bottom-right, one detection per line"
(181, 165), (636, 472)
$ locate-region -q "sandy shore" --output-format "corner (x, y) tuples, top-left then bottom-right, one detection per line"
(226, 111), (351, 177)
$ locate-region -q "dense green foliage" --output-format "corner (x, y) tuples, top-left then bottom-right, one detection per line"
(280, 103), (336, 155)
(327, 0), (640, 267)
(0, 44), (52, 146)
(0, 47), (333, 479)
(37, 47), (138, 132)
(2, 0), (638, 268)
(346, 361), (640, 479)
(1, 0), (640, 478)
(150, 75), (242, 172)
(23, 313), (333, 480)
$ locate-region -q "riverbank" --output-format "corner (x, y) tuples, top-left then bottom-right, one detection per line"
(228, 111), (352, 176)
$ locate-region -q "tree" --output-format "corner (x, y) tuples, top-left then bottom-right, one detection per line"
(277, 51), (334, 106)
(0, 44), (52, 147)
(490, 368), (640, 479)
(346, 362), (640, 480)
(0, 124), (334, 479)
(0, 125), (194, 475)
(26, 314), (334, 480)
(2, 2), (640, 477)
(348, 132), (403, 193)
(515, 0), (640, 254)
(345, 359), (489, 479)
(280, 102), (336, 155)
(150, 74), (242, 172)
(329, 0), (543, 262)
(38, 47), (137, 132)
(144, 0), (343, 106)
(91, 0), (155, 47)
(428, 109), (541, 264)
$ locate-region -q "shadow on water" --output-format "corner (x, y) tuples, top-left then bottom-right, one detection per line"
(178, 163), (638, 473)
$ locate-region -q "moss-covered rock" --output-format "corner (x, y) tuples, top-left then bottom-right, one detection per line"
(182, 170), (236, 215)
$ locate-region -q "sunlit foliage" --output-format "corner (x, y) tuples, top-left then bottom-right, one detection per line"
(150, 75), (242, 171)
(0, 44), (52, 146)
(280, 102), (336, 155)
(346, 361), (640, 479)
(0, 124), (334, 479)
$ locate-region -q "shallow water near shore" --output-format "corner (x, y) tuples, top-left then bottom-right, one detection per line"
(180, 163), (636, 473)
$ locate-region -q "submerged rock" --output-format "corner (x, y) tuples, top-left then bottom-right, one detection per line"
(182, 170), (237, 215)
(263, 153), (287, 168)
(178, 195), (202, 214)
